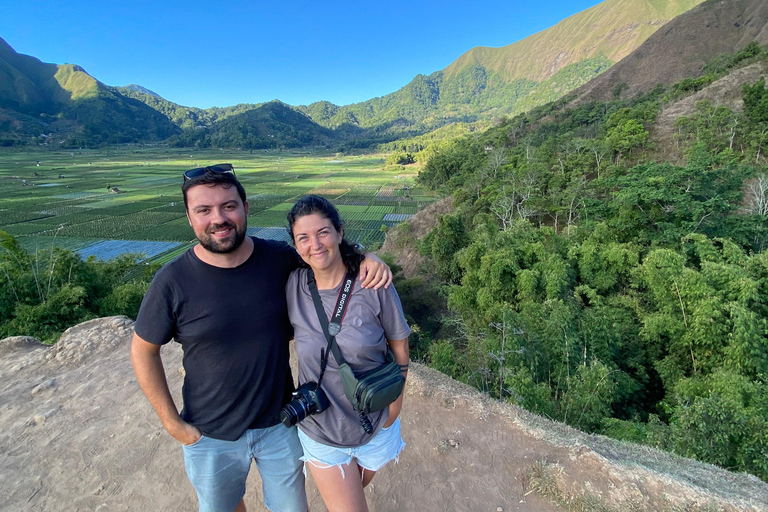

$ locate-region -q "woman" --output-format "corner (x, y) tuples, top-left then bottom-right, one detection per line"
(285, 195), (410, 512)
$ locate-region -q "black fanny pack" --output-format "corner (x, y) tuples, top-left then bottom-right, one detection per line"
(338, 346), (404, 414)
(308, 270), (405, 428)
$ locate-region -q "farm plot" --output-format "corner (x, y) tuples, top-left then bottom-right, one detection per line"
(53, 211), (184, 238)
(15, 236), (98, 253)
(250, 207), (293, 227)
(247, 193), (298, 213)
(247, 227), (292, 243)
(3, 222), (62, 236)
(119, 216), (194, 242)
(0, 148), (434, 259)
(0, 210), (54, 226)
(78, 240), (182, 261)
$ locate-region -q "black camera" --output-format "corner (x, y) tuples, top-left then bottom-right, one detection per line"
(280, 382), (330, 427)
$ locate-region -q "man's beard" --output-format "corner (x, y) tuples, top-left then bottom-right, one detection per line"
(197, 222), (247, 254)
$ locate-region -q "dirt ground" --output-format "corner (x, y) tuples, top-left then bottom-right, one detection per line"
(1, 317), (766, 512)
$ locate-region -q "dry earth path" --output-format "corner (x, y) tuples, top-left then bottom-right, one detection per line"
(1, 317), (766, 511)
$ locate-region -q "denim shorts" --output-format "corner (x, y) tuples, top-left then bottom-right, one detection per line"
(297, 418), (405, 478)
(182, 423), (307, 512)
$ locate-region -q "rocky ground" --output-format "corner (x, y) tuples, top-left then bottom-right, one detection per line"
(1, 317), (766, 512)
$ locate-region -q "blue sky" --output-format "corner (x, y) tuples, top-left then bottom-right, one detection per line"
(1, 0), (601, 109)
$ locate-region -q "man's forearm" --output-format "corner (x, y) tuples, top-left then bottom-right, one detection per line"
(130, 334), (196, 442)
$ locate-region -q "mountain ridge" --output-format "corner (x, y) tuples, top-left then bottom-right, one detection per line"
(0, 36), (179, 145)
(0, 0), (711, 146)
(292, 0), (706, 138)
(443, 0), (704, 83)
(574, 0), (768, 102)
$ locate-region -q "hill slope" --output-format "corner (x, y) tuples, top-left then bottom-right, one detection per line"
(574, 0), (768, 102)
(444, 0), (705, 83)
(168, 100), (334, 149)
(0, 37), (180, 145)
(298, 0), (706, 137)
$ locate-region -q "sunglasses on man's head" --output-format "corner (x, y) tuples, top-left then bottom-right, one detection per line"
(183, 163), (236, 181)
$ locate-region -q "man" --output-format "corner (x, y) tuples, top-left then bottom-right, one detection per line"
(131, 164), (391, 512)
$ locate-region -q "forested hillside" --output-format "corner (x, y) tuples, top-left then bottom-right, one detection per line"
(0, 38), (179, 146)
(392, 43), (768, 481)
(115, 86), (264, 130)
(166, 101), (335, 149)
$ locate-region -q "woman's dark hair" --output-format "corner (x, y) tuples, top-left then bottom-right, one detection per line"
(287, 195), (364, 276)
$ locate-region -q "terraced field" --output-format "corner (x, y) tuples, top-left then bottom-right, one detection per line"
(0, 147), (433, 263)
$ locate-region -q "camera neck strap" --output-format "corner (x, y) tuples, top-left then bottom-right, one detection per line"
(306, 269), (355, 386)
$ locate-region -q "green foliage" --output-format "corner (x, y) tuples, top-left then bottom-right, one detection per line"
(386, 152), (415, 166)
(605, 119), (648, 162)
(742, 77), (768, 124)
(0, 231), (157, 342)
(417, 137), (478, 189)
(10, 283), (93, 343)
(559, 360), (618, 432)
(605, 161), (747, 244)
(406, 44), (768, 481)
(98, 281), (149, 319)
(421, 214), (468, 283)
(666, 370), (768, 481)
(427, 340), (465, 377)
(169, 101), (334, 149)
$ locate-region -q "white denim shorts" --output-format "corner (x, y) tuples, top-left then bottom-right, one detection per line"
(297, 418), (405, 478)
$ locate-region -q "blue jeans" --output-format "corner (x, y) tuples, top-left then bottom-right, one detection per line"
(182, 424), (307, 512)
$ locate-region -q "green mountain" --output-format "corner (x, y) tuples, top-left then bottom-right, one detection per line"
(444, 0), (705, 83)
(0, 0), (707, 147)
(115, 86), (264, 130)
(0, 37), (179, 145)
(297, 0), (706, 136)
(167, 100), (334, 149)
(123, 84), (162, 98)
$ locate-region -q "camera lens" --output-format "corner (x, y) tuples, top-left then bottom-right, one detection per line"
(280, 395), (310, 427)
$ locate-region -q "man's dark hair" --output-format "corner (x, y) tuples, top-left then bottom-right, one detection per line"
(287, 194), (364, 277)
(182, 171), (247, 210)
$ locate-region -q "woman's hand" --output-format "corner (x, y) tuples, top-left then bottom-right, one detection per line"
(359, 253), (392, 289)
(383, 337), (409, 429)
(382, 396), (403, 429)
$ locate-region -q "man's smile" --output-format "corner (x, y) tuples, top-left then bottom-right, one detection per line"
(210, 224), (235, 236)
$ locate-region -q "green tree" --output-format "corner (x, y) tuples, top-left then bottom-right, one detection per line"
(605, 119), (648, 164)
(421, 214), (468, 283)
(743, 77), (768, 124)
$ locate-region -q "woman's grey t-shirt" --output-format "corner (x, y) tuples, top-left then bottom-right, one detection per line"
(286, 268), (411, 448)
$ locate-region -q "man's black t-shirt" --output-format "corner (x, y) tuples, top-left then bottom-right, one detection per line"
(134, 237), (299, 441)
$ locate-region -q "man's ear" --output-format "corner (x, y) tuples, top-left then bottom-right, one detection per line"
(244, 200), (249, 218)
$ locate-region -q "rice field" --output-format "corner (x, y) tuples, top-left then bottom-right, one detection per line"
(0, 147), (434, 263)
(78, 240), (182, 261)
